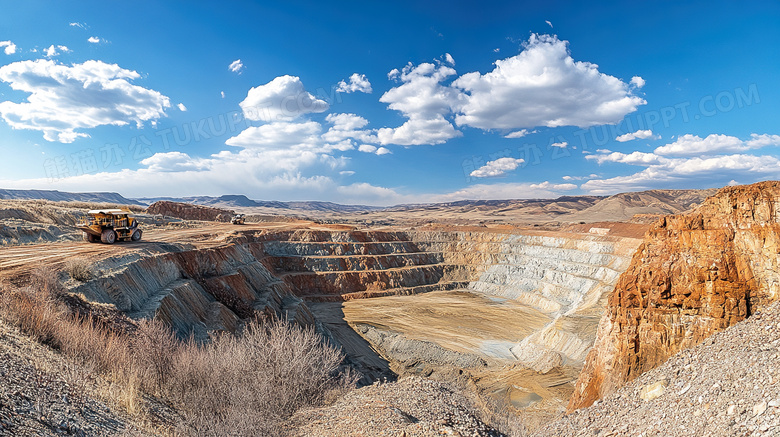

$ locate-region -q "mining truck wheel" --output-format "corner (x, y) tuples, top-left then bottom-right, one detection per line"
(131, 229), (142, 241)
(101, 229), (117, 244)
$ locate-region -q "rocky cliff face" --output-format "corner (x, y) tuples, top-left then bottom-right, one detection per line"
(70, 242), (313, 340)
(146, 200), (234, 222)
(569, 181), (780, 411)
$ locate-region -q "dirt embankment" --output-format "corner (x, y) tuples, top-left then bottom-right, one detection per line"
(569, 180), (780, 411)
(147, 200), (234, 222)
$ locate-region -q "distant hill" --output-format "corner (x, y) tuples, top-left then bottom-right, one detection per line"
(0, 189), (144, 206)
(566, 188), (719, 222)
(0, 187), (720, 224)
(134, 195), (383, 213)
(383, 196), (606, 215)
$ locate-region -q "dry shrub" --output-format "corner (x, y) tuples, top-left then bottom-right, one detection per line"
(132, 318), (179, 396)
(29, 265), (65, 298)
(0, 287), (61, 344)
(65, 258), (93, 282)
(0, 268), (357, 434)
(169, 319), (354, 436)
(0, 266), (64, 344)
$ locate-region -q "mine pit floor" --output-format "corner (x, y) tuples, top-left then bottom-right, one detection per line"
(313, 289), (577, 425)
(342, 289), (551, 359)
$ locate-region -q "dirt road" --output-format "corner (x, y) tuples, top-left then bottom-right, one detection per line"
(0, 221), (318, 285)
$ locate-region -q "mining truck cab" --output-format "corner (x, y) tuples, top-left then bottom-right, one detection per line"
(231, 214), (246, 225)
(76, 209), (142, 244)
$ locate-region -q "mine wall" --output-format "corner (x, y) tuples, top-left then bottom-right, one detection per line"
(568, 181), (780, 411)
(69, 243), (314, 341)
(68, 226), (642, 368)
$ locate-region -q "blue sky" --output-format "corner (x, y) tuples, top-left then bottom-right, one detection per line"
(0, 0), (778, 205)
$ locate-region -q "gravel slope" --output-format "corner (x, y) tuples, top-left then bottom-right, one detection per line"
(0, 321), (150, 436)
(534, 300), (780, 437)
(287, 376), (506, 436)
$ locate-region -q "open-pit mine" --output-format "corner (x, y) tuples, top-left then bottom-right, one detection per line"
(3, 182), (780, 435)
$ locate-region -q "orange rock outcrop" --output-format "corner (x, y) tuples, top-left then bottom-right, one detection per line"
(569, 181), (780, 410)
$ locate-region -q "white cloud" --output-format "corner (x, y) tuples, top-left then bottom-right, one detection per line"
(382, 62), (461, 120)
(504, 129), (531, 138)
(220, 91), (225, 99)
(583, 153), (780, 195)
(177, 103), (187, 111)
(0, 41), (17, 55)
(630, 76), (645, 88)
(586, 150), (668, 165)
(562, 175), (597, 181)
(321, 113), (376, 144)
(377, 61), (463, 145)
(356, 144), (391, 155)
(0, 155), (401, 204)
(239, 75), (329, 122)
(0, 59), (170, 143)
(746, 133), (780, 148)
(69, 22), (86, 28)
(545, 20), (553, 28)
(616, 129), (659, 142)
(140, 152), (207, 172)
(336, 73), (372, 93)
(426, 181), (578, 202)
(653, 133), (780, 156)
(226, 121), (322, 150)
(583, 134), (780, 194)
(550, 141), (568, 148)
(228, 59), (244, 74)
(376, 115), (461, 146)
(339, 170), (355, 176)
(469, 157), (525, 178)
(452, 34), (645, 130)
(529, 181), (577, 191)
(87, 36), (101, 44)
(44, 45), (70, 57)
(444, 53), (455, 65)
(326, 113), (368, 131)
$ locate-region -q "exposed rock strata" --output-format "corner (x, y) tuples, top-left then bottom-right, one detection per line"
(146, 200), (234, 222)
(261, 229), (641, 369)
(70, 243), (313, 340)
(569, 181), (780, 411)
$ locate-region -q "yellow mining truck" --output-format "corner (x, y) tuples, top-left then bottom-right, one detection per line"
(76, 209), (142, 244)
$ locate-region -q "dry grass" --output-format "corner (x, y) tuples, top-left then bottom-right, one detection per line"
(64, 257), (94, 282)
(0, 269), (356, 435)
(0, 266), (64, 344)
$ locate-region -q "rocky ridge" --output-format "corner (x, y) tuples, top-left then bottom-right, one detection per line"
(569, 181), (780, 411)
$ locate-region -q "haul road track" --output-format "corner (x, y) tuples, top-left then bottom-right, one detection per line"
(0, 221), (342, 286)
